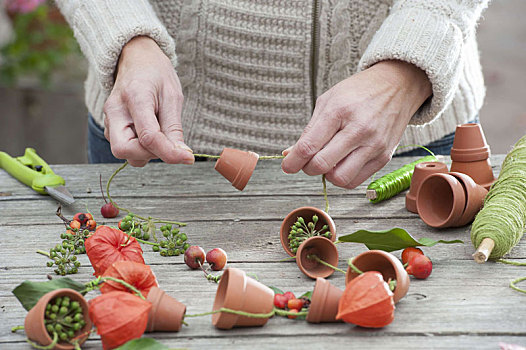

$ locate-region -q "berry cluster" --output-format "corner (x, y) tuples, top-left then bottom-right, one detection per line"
(288, 215), (331, 254)
(57, 210), (97, 255)
(118, 214), (152, 241)
(46, 242), (81, 275)
(155, 224), (190, 257)
(273, 291), (310, 319)
(45, 296), (86, 343)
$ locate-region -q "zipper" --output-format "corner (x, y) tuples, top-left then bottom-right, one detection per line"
(310, 0), (321, 110)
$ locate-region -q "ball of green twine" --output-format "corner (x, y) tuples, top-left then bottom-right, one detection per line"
(471, 134), (526, 259)
(367, 155), (437, 203)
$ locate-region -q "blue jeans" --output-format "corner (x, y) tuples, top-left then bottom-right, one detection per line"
(87, 114), (479, 163)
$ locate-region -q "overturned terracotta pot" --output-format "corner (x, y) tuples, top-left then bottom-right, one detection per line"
(280, 206), (336, 257)
(449, 172), (488, 226)
(214, 148), (259, 191)
(345, 250), (409, 304)
(450, 123), (496, 190)
(296, 236), (339, 279)
(24, 288), (92, 350)
(450, 159), (496, 190)
(306, 278), (343, 323)
(416, 173), (467, 228)
(146, 287), (186, 332)
(406, 161), (448, 213)
(212, 268), (274, 330)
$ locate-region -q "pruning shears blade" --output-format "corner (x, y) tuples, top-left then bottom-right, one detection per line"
(45, 185), (75, 206)
(0, 148), (75, 205)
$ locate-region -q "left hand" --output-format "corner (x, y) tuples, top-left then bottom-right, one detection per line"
(281, 60), (432, 189)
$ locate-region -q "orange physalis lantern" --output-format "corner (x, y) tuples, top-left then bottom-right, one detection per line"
(85, 226), (145, 276)
(336, 271), (395, 328)
(100, 261), (158, 297)
(88, 291), (151, 350)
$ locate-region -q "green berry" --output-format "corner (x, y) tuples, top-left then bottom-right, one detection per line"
(73, 313), (82, 322)
(51, 305), (59, 313)
(59, 306), (68, 315)
(49, 313), (57, 320)
(152, 245), (160, 252)
(180, 233), (187, 241)
(312, 215), (318, 223)
(163, 231), (169, 238)
(60, 332), (68, 341)
(183, 243), (190, 250)
(47, 261), (53, 267)
(46, 324), (54, 333)
(65, 316), (73, 323)
(73, 323), (81, 331)
(71, 301), (80, 310)
(143, 233), (150, 240)
(55, 324), (63, 332)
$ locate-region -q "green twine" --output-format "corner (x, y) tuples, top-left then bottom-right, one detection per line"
(184, 307), (308, 319)
(366, 155), (437, 203)
(307, 255), (346, 274)
(471, 135), (526, 259)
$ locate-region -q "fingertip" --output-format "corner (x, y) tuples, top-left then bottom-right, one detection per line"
(281, 146), (293, 157)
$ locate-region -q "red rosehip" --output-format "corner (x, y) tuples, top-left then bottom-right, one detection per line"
(283, 291), (295, 302)
(101, 203), (119, 218)
(69, 220), (81, 230)
(406, 254), (433, 279)
(273, 294), (288, 309)
(401, 247), (424, 265)
(184, 246), (206, 269)
(287, 309), (299, 319)
(86, 219), (97, 230)
(287, 298), (304, 311)
(206, 248), (227, 271)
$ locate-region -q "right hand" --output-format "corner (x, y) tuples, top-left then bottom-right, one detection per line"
(103, 36), (194, 167)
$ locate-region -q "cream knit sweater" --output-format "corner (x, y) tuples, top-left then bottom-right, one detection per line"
(56, 0), (489, 155)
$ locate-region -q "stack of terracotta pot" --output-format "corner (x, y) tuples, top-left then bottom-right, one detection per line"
(405, 123), (495, 228)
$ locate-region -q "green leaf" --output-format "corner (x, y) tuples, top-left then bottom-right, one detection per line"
(337, 228), (463, 252)
(299, 291), (312, 300)
(268, 286), (284, 295)
(116, 338), (171, 350)
(12, 278), (86, 311)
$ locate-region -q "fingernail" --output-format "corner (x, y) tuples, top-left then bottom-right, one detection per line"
(176, 141), (193, 154)
(282, 146), (293, 157)
(182, 157), (194, 165)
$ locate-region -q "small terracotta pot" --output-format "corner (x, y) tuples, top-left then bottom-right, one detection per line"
(450, 123), (490, 162)
(448, 172), (488, 226)
(24, 288), (92, 350)
(416, 173), (467, 228)
(146, 287), (186, 332)
(280, 207), (336, 256)
(450, 159), (496, 190)
(449, 123), (496, 190)
(296, 236), (339, 279)
(405, 162), (448, 213)
(212, 268), (274, 330)
(345, 250), (410, 304)
(306, 278), (343, 323)
(214, 148), (259, 190)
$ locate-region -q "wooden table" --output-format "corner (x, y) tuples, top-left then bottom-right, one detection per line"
(1, 155), (525, 349)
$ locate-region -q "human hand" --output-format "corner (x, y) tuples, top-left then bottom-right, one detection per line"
(103, 36), (194, 167)
(281, 60), (432, 189)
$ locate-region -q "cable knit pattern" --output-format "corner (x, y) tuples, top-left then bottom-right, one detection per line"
(57, 0), (488, 155)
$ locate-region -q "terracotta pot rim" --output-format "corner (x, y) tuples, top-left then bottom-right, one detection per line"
(345, 250), (410, 304)
(306, 278), (328, 323)
(280, 206), (336, 257)
(296, 236), (338, 279)
(416, 173), (466, 228)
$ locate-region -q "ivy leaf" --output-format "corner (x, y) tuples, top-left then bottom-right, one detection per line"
(116, 338), (170, 350)
(268, 286), (284, 295)
(12, 278), (86, 311)
(337, 228), (463, 252)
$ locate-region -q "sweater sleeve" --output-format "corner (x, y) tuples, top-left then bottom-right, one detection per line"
(358, 0), (490, 125)
(54, 0), (177, 92)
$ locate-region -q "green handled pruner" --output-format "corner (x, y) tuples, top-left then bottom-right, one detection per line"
(0, 148), (75, 205)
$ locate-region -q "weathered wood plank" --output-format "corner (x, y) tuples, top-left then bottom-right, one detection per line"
(4, 335), (526, 350)
(0, 218), (525, 271)
(2, 260), (526, 342)
(0, 156), (504, 199)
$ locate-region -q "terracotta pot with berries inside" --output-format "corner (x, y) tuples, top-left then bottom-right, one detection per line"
(280, 207), (336, 256)
(214, 148), (259, 191)
(306, 278), (343, 323)
(296, 236), (339, 279)
(146, 287), (186, 332)
(24, 288), (92, 350)
(212, 268), (274, 329)
(345, 250), (409, 303)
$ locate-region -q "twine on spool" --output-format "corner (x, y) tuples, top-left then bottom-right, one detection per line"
(471, 135), (526, 263)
